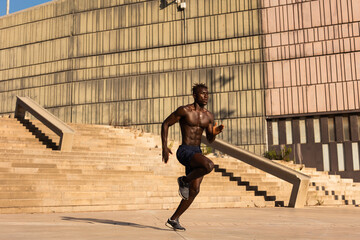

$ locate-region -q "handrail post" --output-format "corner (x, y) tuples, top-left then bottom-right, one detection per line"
(288, 178), (310, 208)
(15, 103), (26, 119)
(59, 132), (74, 152)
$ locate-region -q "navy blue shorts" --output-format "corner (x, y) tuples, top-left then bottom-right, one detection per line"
(176, 145), (202, 175)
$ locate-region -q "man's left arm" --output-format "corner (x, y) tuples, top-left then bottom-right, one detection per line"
(205, 113), (224, 143)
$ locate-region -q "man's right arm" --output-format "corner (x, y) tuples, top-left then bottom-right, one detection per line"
(161, 107), (186, 163)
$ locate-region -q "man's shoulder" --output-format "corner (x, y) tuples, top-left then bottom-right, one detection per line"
(178, 104), (193, 111)
(174, 104), (193, 116)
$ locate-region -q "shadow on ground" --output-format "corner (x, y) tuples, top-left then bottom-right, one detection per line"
(61, 217), (171, 231)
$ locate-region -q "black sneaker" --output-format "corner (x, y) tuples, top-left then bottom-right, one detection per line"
(177, 176), (189, 200)
(165, 218), (186, 231)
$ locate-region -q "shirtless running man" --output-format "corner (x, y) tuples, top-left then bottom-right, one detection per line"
(161, 83), (224, 231)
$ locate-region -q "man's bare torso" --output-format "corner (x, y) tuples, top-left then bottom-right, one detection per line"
(179, 104), (213, 146)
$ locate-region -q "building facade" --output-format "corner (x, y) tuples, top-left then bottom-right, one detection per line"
(263, 0), (360, 181)
(0, 0), (359, 180)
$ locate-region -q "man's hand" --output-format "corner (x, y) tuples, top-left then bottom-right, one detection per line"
(213, 122), (224, 135)
(162, 147), (173, 163)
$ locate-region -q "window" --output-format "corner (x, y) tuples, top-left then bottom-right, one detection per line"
(352, 143), (360, 171)
(314, 118), (321, 143)
(343, 117), (350, 141)
(299, 119), (306, 144)
(328, 118), (335, 142)
(322, 144), (330, 171)
(272, 121), (279, 145)
(285, 120), (292, 144)
(337, 143), (345, 171)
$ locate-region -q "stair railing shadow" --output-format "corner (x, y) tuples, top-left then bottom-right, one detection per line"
(214, 164), (284, 207)
(16, 117), (59, 150)
(61, 217), (171, 231)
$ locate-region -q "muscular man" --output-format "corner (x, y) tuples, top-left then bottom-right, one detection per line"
(161, 83), (224, 231)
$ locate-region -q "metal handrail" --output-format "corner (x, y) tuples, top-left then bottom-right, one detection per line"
(14, 96), (75, 152)
(201, 136), (310, 208)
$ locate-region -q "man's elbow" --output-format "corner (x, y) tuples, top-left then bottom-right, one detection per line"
(206, 135), (215, 143)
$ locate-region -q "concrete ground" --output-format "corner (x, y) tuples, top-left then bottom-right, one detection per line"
(0, 206), (359, 240)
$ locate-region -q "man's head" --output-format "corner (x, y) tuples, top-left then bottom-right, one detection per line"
(192, 83), (209, 106)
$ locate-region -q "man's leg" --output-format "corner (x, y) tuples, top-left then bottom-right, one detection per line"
(170, 176), (203, 221)
(183, 153), (214, 183)
(167, 155), (213, 230)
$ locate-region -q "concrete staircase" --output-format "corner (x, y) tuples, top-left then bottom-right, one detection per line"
(211, 157), (292, 207)
(1, 116), (359, 214)
(0, 117), (274, 214)
(212, 156), (360, 207)
(277, 161), (360, 207)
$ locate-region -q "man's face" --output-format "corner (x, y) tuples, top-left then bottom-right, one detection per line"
(193, 87), (209, 106)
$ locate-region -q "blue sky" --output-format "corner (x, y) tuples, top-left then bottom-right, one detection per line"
(0, 0), (52, 16)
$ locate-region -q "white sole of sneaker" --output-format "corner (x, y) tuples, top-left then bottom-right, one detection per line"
(177, 177), (189, 200)
(178, 189), (189, 200)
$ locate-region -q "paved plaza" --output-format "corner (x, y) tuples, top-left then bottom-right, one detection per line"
(0, 206), (359, 240)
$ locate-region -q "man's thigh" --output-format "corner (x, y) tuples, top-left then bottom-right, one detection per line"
(189, 153), (213, 168)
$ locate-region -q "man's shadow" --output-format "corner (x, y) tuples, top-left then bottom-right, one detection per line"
(62, 217), (171, 231)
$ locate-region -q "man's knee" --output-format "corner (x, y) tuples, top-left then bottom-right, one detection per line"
(189, 186), (200, 198)
(190, 154), (214, 174)
(205, 160), (214, 174)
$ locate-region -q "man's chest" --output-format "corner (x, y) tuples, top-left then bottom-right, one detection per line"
(183, 111), (211, 128)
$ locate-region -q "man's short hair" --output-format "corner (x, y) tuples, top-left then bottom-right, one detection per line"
(192, 83), (208, 95)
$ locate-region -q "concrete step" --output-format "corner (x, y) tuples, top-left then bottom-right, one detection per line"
(0, 184), (248, 193)
(0, 188), (260, 200)
(0, 196), (248, 208)
(0, 200), (272, 214)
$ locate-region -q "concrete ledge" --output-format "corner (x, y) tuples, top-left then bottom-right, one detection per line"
(201, 136), (311, 208)
(14, 96), (75, 152)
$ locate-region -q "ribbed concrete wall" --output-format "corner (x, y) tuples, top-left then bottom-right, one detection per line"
(0, 0), (266, 154)
(263, 0), (360, 116)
